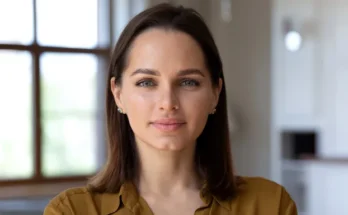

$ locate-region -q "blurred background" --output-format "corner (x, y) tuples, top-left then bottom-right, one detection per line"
(0, 0), (347, 214)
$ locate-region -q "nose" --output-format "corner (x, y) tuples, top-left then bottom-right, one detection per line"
(158, 85), (179, 112)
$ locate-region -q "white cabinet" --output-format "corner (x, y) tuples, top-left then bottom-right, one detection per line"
(319, 0), (348, 158)
(306, 162), (348, 215)
(272, 0), (321, 129)
(282, 161), (348, 215)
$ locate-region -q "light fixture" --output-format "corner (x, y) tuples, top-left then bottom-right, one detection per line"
(285, 31), (302, 52)
(283, 18), (302, 52)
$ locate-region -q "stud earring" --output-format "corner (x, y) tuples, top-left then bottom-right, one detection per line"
(117, 107), (124, 114)
(211, 108), (216, 115)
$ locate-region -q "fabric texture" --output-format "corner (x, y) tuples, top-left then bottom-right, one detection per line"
(44, 177), (297, 215)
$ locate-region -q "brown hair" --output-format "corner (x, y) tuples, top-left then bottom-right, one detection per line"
(88, 3), (237, 200)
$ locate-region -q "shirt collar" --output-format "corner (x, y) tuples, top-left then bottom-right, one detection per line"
(200, 183), (233, 211)
(99, 182), (138, 215)
(119, 182), (140, 211)
(100, 181), (233, 214)
(100, 191), (121, 215)
(214, 196), (233, 211)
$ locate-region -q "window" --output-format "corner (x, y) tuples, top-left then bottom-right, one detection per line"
(0, 0), (113, 184)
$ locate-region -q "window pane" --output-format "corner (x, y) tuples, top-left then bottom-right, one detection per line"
(0, 51), (33, 179)
(0, 1), (34, 44)
(36, 0), (98, 48)
(41, 53), (99, 177)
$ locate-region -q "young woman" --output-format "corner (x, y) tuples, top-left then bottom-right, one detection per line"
(44, 3), (297, 215)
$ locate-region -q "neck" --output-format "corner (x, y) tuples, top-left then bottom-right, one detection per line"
(136, 143), (201, 196)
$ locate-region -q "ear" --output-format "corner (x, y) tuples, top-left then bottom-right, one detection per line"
(212, 78), (223, 109)
(110, 77), (125, 112)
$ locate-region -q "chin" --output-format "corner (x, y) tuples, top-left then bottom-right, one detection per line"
(147, 137), (192, 151)
(151, 142), (187, 151)
(135, 134), (196, 152)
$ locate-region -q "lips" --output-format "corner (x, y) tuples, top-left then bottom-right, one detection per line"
(150, 118), (186, 132)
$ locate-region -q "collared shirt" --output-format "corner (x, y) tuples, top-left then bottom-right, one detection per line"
(43, 177), (297, 215)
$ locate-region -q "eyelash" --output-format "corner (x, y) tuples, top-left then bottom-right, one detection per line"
(136, 79), (155, 87)
(181, 79), (200, 87)
(135, 79), (200, 88)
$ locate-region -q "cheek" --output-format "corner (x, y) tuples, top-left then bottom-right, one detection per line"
(180, 91), (211, 123)
(123, 90), (155, 126)
(128, 94), (147, 107)
(125, 93), (149, 114)
(181, 90), (212, 112)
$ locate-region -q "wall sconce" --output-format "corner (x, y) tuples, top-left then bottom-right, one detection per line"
(283, 18), (302, 52)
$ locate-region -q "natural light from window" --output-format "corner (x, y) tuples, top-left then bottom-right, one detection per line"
(0, 0), (34, 44)
(0, 0), (101, 179)
(0, 50), (33, 179)
(36, 0), (98, 48)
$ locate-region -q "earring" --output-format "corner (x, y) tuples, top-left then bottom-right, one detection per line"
(117, 107), (124, 114)
(210, 108), (216, 115)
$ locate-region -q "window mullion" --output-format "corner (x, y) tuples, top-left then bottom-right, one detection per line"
(32, 0), (42, 180)
(33, 46), (42, 180)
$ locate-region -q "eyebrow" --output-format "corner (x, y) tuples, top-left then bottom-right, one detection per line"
(130, 68), (205, 77)
(131, 68), (159, 76)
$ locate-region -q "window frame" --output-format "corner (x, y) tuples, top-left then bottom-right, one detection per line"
(0, 0), (113, 190)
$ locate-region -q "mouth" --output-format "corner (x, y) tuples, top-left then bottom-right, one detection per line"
(150, 119), (186, 132)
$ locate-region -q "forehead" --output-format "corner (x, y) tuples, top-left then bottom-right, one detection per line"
(126, 28), (206, 72)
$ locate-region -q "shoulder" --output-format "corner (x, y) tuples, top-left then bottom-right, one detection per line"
(238, 176), (284, 193)
(44, 187), (91, 214)
(231, 176), (297, 214)
(44, 187), (121, 215)
(46, 187), (90, 208)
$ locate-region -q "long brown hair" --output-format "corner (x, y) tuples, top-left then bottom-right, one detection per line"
(88, 3), (237, 200)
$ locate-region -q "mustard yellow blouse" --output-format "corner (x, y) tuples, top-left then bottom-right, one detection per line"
(44, 177), (297, 215)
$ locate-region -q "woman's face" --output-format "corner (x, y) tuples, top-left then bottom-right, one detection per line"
(111, 28), (222, 152)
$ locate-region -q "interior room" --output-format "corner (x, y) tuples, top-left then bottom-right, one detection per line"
(1, 0), (347, 214)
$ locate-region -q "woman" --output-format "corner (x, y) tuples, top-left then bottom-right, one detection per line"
(44, 3), (297, 215)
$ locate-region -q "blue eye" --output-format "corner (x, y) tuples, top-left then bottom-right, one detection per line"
(181, 79), (199, 87)
(136, 80), (155, 87)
